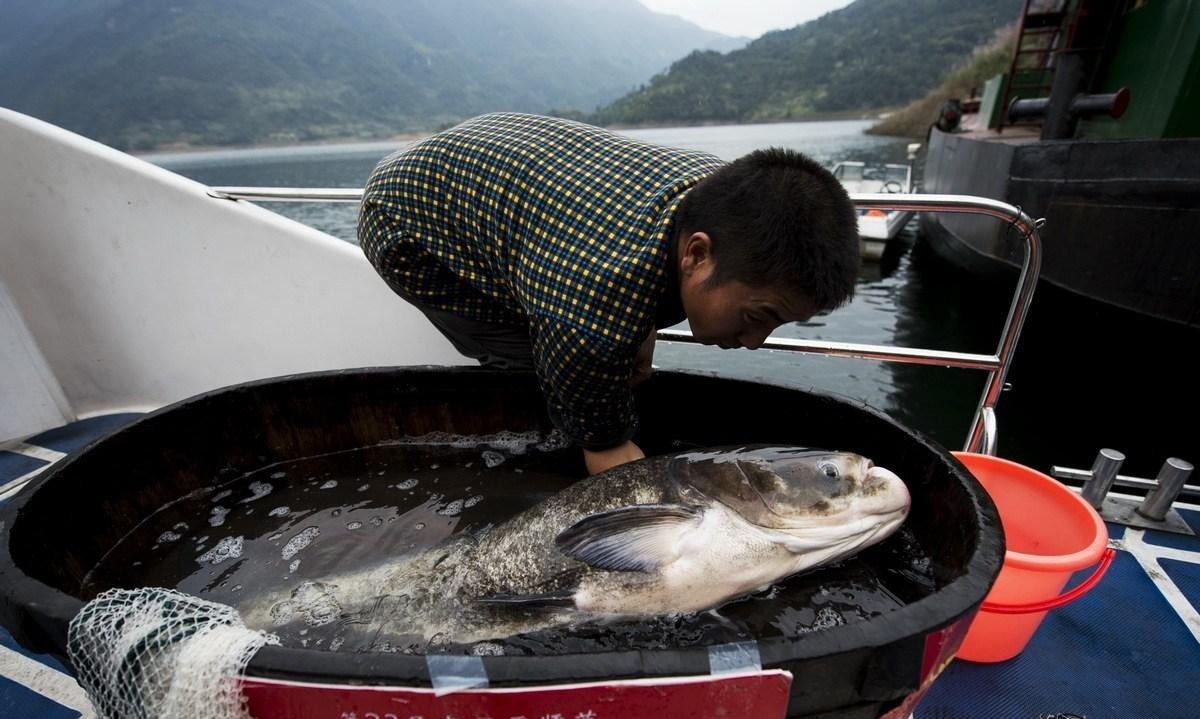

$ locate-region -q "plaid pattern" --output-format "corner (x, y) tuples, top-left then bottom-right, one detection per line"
(359, 113), (724, 449)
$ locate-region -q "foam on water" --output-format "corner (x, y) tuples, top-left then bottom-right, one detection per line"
(270, 581), (341, 627)
(381, 429), (569, 456)
(437, 499), (464, 517)
(281, 527), (320, 560)
(240, 481), (273, 503)
(198, 536), (243, 565)
(471, 642), (505, 656)
(208, 507), (229, 527)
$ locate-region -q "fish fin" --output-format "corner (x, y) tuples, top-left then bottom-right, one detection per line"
(555, 504), (703, 572)
(476, 591), (576, 608)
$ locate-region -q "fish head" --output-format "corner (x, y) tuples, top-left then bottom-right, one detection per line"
(673, 446), (910, 552)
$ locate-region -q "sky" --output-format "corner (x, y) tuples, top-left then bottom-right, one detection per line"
(639, 0), (856, 39)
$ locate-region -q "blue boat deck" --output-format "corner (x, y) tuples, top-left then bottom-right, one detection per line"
(2, 414), (1197, 719)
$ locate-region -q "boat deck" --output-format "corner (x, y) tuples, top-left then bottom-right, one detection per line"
(2, 414), (1197, 718)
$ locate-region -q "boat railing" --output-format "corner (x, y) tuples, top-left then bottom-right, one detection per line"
(208, 187), (1043, 455)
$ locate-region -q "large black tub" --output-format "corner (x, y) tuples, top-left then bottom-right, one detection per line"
(0, 368), (1002, 718)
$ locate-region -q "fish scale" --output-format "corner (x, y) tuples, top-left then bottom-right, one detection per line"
(245, 445), (909, 646)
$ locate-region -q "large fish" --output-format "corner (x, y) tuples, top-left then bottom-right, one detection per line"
(252, 445), (910, 646)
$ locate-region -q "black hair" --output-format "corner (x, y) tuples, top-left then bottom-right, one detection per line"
(674, 147), (860, 311)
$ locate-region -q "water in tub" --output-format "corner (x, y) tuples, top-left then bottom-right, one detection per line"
(80, 433), (935, 656)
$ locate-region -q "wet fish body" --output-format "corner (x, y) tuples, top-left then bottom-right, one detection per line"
(252, 446), (910, 644)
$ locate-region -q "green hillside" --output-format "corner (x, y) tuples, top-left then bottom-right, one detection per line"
(867, 27), (1016, 137)
(0, 0), (743, 150)
(591, 0), (1022, 126)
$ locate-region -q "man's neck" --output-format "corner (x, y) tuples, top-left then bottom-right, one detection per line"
(654, 229), (686, 329)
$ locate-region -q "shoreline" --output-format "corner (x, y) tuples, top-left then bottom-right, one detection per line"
(134, 112), (902, 157)
(133, 131), (433, 159)
(602, 109), (889, 132)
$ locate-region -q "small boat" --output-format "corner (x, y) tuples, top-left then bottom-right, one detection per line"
(831, 161), (914, 261)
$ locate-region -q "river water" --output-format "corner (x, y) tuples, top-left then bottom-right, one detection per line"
(145, 119), (1195, 481)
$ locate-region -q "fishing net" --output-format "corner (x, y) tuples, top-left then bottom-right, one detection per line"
(67, 587), (278, 719)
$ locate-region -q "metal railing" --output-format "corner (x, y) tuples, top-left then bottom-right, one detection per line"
(209, 188), (1043, 454)
(208, 187), (363, 203)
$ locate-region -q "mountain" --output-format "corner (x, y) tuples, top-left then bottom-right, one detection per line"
(867, 26), (1016, 138)
(591, 0), (1022, 126)
(0, 0), (744, 150)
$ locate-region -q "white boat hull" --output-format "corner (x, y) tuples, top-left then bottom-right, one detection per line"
(0, 108), (467, 442)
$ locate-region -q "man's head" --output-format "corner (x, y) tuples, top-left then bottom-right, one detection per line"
(673, 148), (860, 349)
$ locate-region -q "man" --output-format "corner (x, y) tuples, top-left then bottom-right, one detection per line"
(359, 113), (859, 475)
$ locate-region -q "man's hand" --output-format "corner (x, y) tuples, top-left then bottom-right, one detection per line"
(629, 327), (656, 387)
(583, 440), (645, 475)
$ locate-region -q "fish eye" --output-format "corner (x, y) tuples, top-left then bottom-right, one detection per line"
(818, 461), (840, 479)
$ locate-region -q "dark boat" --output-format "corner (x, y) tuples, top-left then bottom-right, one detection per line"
(920, 0), (1200, 329)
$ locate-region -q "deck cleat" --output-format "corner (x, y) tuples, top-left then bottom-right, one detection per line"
(1054, 450), (1195, 536)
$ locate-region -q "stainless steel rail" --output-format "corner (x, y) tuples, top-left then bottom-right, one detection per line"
(1054, 464), (1200, 499)
(209, 188), (1042, 454)
(208, 187), (363, 202)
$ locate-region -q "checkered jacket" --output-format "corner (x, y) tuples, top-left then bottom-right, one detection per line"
(359, 113), (724, 449)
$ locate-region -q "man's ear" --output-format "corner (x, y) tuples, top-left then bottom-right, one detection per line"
(679, 232), (712, 278)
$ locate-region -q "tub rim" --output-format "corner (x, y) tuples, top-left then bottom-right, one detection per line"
(0, 366), (1003, 686)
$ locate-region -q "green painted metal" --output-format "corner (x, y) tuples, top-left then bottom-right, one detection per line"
(1081, 0), (1200, 139)
(979, 73), (1008, 130)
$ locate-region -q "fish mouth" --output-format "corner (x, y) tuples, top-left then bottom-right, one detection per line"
(862, 466), (911, 515)
(772, 506), (909, 555)
(770, 501), (908, 535)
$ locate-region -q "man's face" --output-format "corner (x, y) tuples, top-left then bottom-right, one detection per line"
(677, 232), (816, 349)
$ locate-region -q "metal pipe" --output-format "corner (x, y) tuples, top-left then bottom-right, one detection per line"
(1008, 97), (1050, 122)
(1080, 448), (1126, 509)
(980, 406), (997, 457)
(208, 187), (363, 202)
(1137, 458), (1195, 520)
(1070, 88), (1130, 119)
(1008, 91), (1130, 128)
(1051, 465), (1200, 497)
(654, 332), (1000, 371)
(208, 189), (1043, 454)
(1041, 52), (1086, 140)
